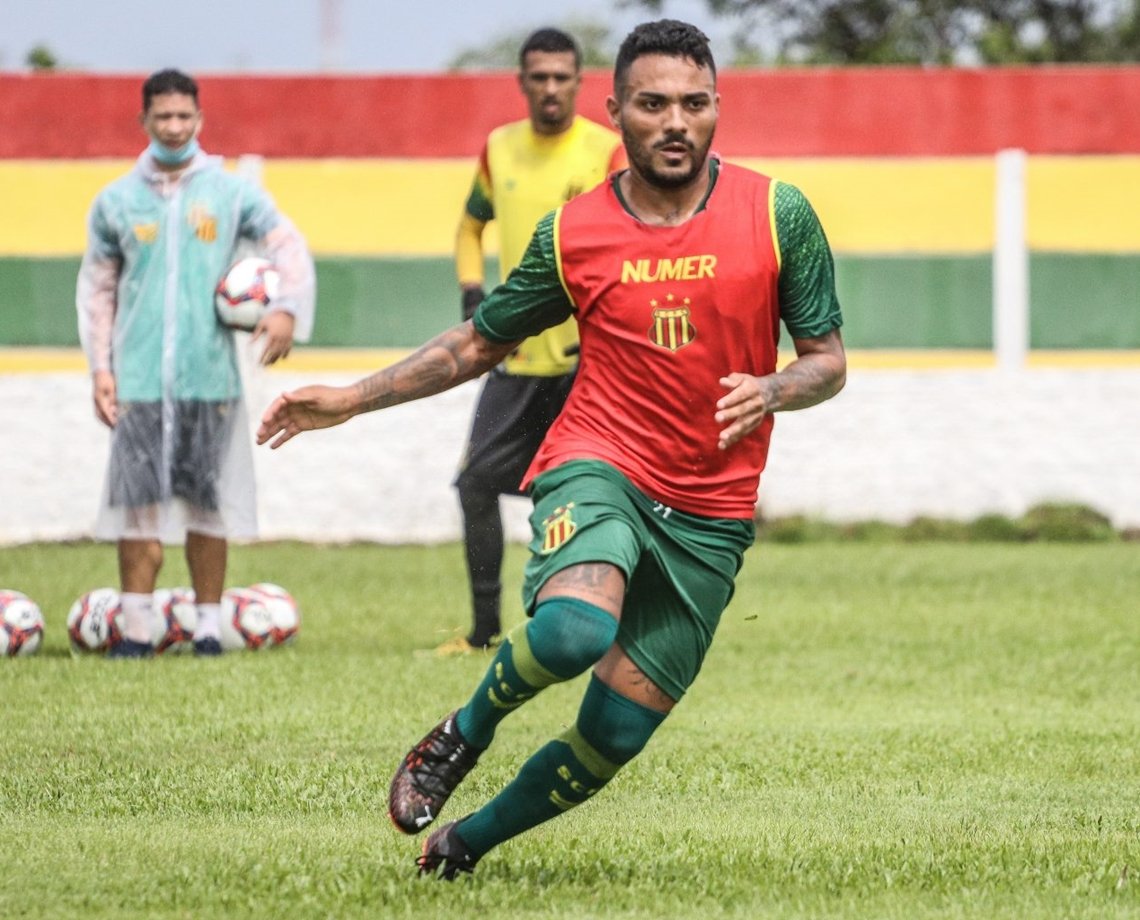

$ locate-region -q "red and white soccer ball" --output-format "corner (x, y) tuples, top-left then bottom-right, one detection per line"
(248, 582), (300, 646)
(67, 587), (122, 654)
(153, 587), (198, 655)
(0, 589), (45, 657)
(220, 587), (276, 651)
(215, 256), (280, 331)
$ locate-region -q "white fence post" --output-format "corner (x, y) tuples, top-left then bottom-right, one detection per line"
(993, 148), (1029, 371)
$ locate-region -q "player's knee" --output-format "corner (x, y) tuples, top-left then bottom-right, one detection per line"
(526, 596), (617, 680)
(576, 673), (667, 765)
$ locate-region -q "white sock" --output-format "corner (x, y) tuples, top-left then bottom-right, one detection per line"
(120, 592), (154, 644)
(194, 603), (222, 642)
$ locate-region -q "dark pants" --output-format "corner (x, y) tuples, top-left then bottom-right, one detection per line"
(454, 370), (574, 644)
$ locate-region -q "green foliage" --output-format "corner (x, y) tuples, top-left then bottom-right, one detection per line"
(2, 541), (1139, 917)
(24, 45), (59, 70)
(756, 503), (1121, 543)
(1020, 501), (1118, 542)
(448, 19), (616, 70)
(632, 0), (1140, 64)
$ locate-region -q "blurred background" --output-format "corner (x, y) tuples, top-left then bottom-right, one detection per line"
(1, 0), (1137, 544)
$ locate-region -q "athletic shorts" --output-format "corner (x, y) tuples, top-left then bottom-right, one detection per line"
(521, 459), (755, 701)
(109, 400), (239, 512)
(455, 369), (574, 496)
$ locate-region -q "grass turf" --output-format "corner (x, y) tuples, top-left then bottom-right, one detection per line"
(0, 541), (1137, 918)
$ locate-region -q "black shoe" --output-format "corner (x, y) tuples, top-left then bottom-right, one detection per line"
(193, 637), (223, 657)
(106, 638), (154, 659)
(416, 819), (480, 880)
(389, 711), (482, 834)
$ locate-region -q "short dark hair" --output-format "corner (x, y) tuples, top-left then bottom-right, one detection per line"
(142, 69), (199, 111)
(519, 28), (581, 70)
(614, 20), (715, 96)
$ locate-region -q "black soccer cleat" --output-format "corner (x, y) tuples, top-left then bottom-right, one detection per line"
(389, 711), (482, 835)
(416, 819), (480, 880)
(193, 636), (223, 657)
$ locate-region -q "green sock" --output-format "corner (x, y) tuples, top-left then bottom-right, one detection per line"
(456, 597), (619, 749)
(456, 674), (666, 857)
(455, 730), (615, 856)
(454, 623), (561, 749)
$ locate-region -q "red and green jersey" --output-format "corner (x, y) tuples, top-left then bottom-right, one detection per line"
(475, 157), (842, 518)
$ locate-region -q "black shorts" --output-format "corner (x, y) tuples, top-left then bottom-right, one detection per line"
(455, 370), (574, 496)
(109, 400), (239, 512)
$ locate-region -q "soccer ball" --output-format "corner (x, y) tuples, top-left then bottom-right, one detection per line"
(153, 587), (198, 655)
(0, 589), (45, 657)
(67, 587), (122, 654)
(248, 582), (300, 646)
(220, 587), (275, 651)
(215, 256), (280, 331)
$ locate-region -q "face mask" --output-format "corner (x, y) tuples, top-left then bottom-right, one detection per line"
(148, 137), (200, 166)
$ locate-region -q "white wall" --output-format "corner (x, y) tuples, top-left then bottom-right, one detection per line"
(3, 362), (1138, 545)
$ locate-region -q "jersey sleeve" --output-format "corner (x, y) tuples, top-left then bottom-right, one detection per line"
(237, 179), (282, 241)
(773, 181), (843, 339)
(473, 211), (575, 343)
(463, 146), (495, 223)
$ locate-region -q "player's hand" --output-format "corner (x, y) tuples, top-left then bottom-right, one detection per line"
(252, 310), (296, 366)
(257, 385), (357, 449)
(92, 370), (118, 428)
(715, 372), (774, 450)
(461, 286), (485, 321)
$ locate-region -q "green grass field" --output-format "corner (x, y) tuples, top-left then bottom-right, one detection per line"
(1, 540), (1137, 919)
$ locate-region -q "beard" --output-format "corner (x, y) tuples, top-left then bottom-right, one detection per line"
(622, 127), (715, 190)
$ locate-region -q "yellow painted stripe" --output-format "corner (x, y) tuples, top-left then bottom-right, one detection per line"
(6, 347), (1138, 375)
(2, 156), (1138, 256)
(1027, 156), (1140, 252)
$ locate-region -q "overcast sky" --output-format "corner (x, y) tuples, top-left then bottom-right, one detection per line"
(0, 0), (740, 73)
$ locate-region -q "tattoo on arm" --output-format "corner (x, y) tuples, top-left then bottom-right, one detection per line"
(771, 330), (846, 412)
(353, 325), (516, 414)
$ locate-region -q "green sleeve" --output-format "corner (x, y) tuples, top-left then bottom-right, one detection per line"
(774, 182), (843, 339)
(473, 211), (575, 343)
(464, 176), (494, 223)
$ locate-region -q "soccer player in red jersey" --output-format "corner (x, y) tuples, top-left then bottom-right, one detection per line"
(258, 19), (846, 878)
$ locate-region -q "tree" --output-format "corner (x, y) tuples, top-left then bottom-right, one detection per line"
(25, 44), (59, 71)
(447, 20), (616, 69)
(628, 0), (1140, 64)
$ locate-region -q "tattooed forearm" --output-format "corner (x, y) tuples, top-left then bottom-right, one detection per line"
(352, 324), (517, 414)
(768, 329), (846, 413)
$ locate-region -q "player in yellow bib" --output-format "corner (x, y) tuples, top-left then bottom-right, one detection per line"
(445, 28), (625, 655)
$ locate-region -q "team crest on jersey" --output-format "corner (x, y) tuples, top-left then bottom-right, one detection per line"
(540, 502), (577, 554)
(187, 203), (217, 242)
(133, 222), (159, 244)
(648, 295), (696, 352)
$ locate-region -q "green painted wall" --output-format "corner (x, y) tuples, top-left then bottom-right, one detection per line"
(3, 254), (1136, 349)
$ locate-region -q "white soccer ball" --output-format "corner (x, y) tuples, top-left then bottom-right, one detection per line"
(220, 587), (275, 651)
(215, 256), (280, 331)
(67, 587), (122, 654)
(248, 582), (300, 646)
(153, 587), (198, 655)
(0, 589), (45, 657)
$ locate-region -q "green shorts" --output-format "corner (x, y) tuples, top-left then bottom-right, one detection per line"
(522, 460), (755, 701)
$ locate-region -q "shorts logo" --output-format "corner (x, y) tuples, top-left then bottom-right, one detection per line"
(540, 502), (577, 555)
(648, 295), (696, 352)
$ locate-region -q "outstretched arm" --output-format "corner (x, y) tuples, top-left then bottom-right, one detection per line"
(257, 321), (520, 449)
(715, 328), (846, 450)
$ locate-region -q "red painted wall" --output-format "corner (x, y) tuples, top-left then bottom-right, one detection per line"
(3, 66), (1138, 158)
